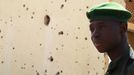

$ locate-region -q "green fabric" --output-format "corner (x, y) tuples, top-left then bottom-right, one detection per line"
(86, 2), (132, 22)
(105, 48), (134, 75)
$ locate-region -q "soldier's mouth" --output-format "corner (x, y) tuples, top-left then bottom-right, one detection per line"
(95, 43), (102, 46)
(94, 42), (103, 47)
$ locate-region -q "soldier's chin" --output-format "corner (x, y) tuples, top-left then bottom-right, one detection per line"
(96, 48), (106, 53)
(94, 44), (106, 53)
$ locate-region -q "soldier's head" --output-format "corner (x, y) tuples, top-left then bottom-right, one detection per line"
(86, 2), (132, 53)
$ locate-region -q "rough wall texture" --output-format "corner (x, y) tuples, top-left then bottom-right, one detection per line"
(126, 0), (134, 23)
(0, 0), (118, 75)
(110, 0), (125, 6)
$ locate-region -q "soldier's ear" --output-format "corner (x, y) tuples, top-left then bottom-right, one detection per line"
(120, 22), (127, 33)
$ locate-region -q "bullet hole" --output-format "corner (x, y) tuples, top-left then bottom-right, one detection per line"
(58, 31), (64, 35)
(76, 36), (78, 39)
(61, 44), (64, 47)
(32, 65), (34, 68)
(65, 0), (67, 2)
(18, 16), (21, 18)
(96, 72), (98, 75)
(60, 4), (64, 9)
(55, 72), (60, 75)
(23, 4), (26, 7)
(60, 70), (63, 73)
(66, 33), (69, 36)
(1, 36), (3, 39)
(1, 61), (4, 64)
(24, 63), (26, 65)
(30, 53), (32, 55)
(10, 17), (12, 22)
(129, 0), (132, 2)
(56, 48), (58, 50)
(5, 22), (7, 24)
(85, 37), (87, 40)
(12, 47), (15, 50)
(10, 20), (12, 22)
(88, 71), (90, 74)
(0, 29), (1, 33)
(36, 70), (40, 75)
(45, 69), (47, 73)
(86, 6), (89, 9)
(97, 57), (100, 59)
(31, 16), (34, 19)
(93, 68), (95, 70)
(87, 64), (89, 66)
(104, 62), (107, 65)
(21, 67), (26, 69)
(32, 12), (35, 15)
(44, 15), (50, 26)
(51, 27), (53, 29)
(102, 67), (105, 70)
(45, 9), (47, 12)
(40, 43), (42, 46)
(52, 26), (57, 29)
(79, 9), (82, 11)
(75, 61), (78, 63)
(26, 8), (29, 11)
(75, 49), (78, 51)
(14, 60), (17, 62)
(48, 56), (54, 62)
(51, 1), (53, 3)
(77, 27), (80, 29)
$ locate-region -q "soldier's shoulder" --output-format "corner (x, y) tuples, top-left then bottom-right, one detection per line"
(127, 48), (134, 74)
(127, 59), (134, 75)
(126, 49), (134, 75)
(128, 59), (134, 69)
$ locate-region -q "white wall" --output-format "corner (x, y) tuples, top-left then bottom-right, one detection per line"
(0, 0), (110, 75)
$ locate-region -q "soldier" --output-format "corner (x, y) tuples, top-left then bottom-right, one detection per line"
(86, 2), (134, 75)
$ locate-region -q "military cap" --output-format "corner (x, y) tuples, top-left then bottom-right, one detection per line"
(86, 2), (132, 23)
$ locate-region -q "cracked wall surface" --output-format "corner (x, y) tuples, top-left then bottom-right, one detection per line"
(0, 0), (126, 75)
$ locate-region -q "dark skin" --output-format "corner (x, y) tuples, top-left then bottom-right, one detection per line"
(89, 20), (129, 61)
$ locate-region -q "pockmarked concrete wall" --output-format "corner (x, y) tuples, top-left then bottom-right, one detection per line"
(0, 0), (111, 75)
(110, 0), (125, 6)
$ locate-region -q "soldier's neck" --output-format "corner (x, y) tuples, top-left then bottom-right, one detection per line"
(107, 41), (129, 61)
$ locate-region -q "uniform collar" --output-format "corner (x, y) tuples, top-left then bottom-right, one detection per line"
(129, 47), (134, 59)
(106, 48), (131, 74)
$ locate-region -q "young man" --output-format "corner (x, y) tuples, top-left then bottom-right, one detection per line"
(86, 2), (134, 75)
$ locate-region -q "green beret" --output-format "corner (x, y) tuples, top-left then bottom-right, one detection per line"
(86, 2), (132, 23)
